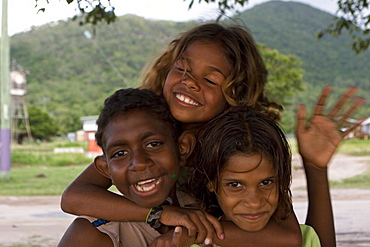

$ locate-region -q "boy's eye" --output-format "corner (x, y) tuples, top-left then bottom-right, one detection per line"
(112, 150), (128, 158)
(147, 141), (161, 148)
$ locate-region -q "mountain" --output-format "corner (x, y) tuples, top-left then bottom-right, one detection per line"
(10, 1), (369, 134)
(235, 1), (370, 89)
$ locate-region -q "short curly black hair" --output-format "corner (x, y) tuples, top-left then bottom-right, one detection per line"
(95, 88), (182, 153)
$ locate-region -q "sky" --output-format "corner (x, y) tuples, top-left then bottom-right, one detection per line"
(5, 0), (338, 36)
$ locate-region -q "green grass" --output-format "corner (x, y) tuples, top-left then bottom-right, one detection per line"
(0, 164), (86, 196)
(288, 138), (370, 156)
(331, 167), (370, 188)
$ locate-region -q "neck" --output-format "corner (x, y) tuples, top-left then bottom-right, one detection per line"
(181, 122), (204, 136)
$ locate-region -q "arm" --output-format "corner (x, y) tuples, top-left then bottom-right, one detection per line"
(61, 161), (150, 221)
(295, 86), (365, 247)
(158, 214), (301, 247)
(61, 160), (224, 241)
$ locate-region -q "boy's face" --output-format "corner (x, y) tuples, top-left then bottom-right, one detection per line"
(102, 109), (182, 208)
(211, 152), (278, 232)
(163, 41), (230, 124)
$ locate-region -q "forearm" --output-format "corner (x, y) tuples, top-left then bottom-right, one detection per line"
(304, 159), (336, 247)
(60, 163), (150, 221)
(214, 213), (301, 247)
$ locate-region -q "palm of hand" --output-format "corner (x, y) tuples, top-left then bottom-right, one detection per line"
(295, 86), (365, 170)
(297, 115), (342, 169)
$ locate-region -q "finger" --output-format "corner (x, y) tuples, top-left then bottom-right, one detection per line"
(342, 116), (367, 138)
(170, 227), (182, 247)
(314, 85), (332, 115)
(205, 213), (224, 241)
(328, 86), (357, 118)
(337, 97), (365, 126)
(296, 104), (307, 133)
(189, 214), (207, 243)
(181, 219), (197, 238)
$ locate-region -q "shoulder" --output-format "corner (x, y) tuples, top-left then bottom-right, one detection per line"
(300, 224), (321, 247)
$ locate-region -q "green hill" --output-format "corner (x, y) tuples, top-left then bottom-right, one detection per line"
(10, 1), (369, 134)
(236, 1), (370, 89)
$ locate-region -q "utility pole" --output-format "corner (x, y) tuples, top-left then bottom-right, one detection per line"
(0, 0), (11, 179)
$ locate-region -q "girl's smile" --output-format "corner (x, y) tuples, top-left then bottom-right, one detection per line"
(163, 41), (230, 124)
(214, 152), (278, 232)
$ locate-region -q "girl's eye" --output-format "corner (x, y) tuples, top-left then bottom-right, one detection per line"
(260, 179), (273, 187)
(112, 150), (128, 158)
(176, 67), (185, 72)
(227, 182), (242, 188)
(205, 78), (217, 85)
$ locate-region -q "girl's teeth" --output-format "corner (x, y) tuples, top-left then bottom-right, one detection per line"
(176, 94), (198, 106)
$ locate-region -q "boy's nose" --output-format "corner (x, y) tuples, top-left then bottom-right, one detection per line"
(181, 72), (200, 91)
(130, 150), (153, 171)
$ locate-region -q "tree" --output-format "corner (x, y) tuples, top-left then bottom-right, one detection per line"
(36, 0), (370, 53)
(259, 44), (304, 106)
(318, 0), (370, 54)
(28, 106), (59, 141)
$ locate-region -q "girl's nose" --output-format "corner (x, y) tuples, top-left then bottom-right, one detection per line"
(243, 189), (265, 208)
(181, 71), (200, 91)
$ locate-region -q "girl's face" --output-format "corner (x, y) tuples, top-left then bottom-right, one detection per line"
(163, 41), (230, 124)
(211, 152), (278, 232)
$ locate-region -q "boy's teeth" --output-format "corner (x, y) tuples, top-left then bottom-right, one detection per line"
(176, 94), (199, 106)
(135, 177), (162, 192)
(137, 178), (156, 185)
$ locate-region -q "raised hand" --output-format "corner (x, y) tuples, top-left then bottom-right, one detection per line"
(159, 205), (223, 245)
(295, 86), (365, 169)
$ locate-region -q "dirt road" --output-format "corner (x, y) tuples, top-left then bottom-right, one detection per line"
(0, 154), (369, 247)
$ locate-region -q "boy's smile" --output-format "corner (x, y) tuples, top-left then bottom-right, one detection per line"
(103, 109), (182, 208)
(163, 41), (230, 124)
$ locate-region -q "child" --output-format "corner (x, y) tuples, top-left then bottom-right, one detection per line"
(165, 107), (320, 246)
(60, 22), (364, 246)
(58, 88), (223, 246)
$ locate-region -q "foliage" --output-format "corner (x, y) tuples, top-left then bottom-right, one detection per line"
(36, 0), (370, 53)
(28, 106), (59, 141)
(259, 44), (305, 106)
(13, 3), (370, 135)
(318, 0), (370, 53)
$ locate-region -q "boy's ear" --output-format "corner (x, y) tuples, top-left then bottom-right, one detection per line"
(94, 155), (111, 179)
(207, 181), (215, 192)
(178, 131), (196, 166)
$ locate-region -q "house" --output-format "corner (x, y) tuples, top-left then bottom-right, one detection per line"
(359, 117), (370, 139)
(80, 115), (102, 158)
(341, 117), (370, 140)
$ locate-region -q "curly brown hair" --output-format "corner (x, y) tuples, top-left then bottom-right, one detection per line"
(186, 106), (292, 221)
(140, 23), (282, 120)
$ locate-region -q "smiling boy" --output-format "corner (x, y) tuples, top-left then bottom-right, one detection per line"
(58, 88), (208, 246)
